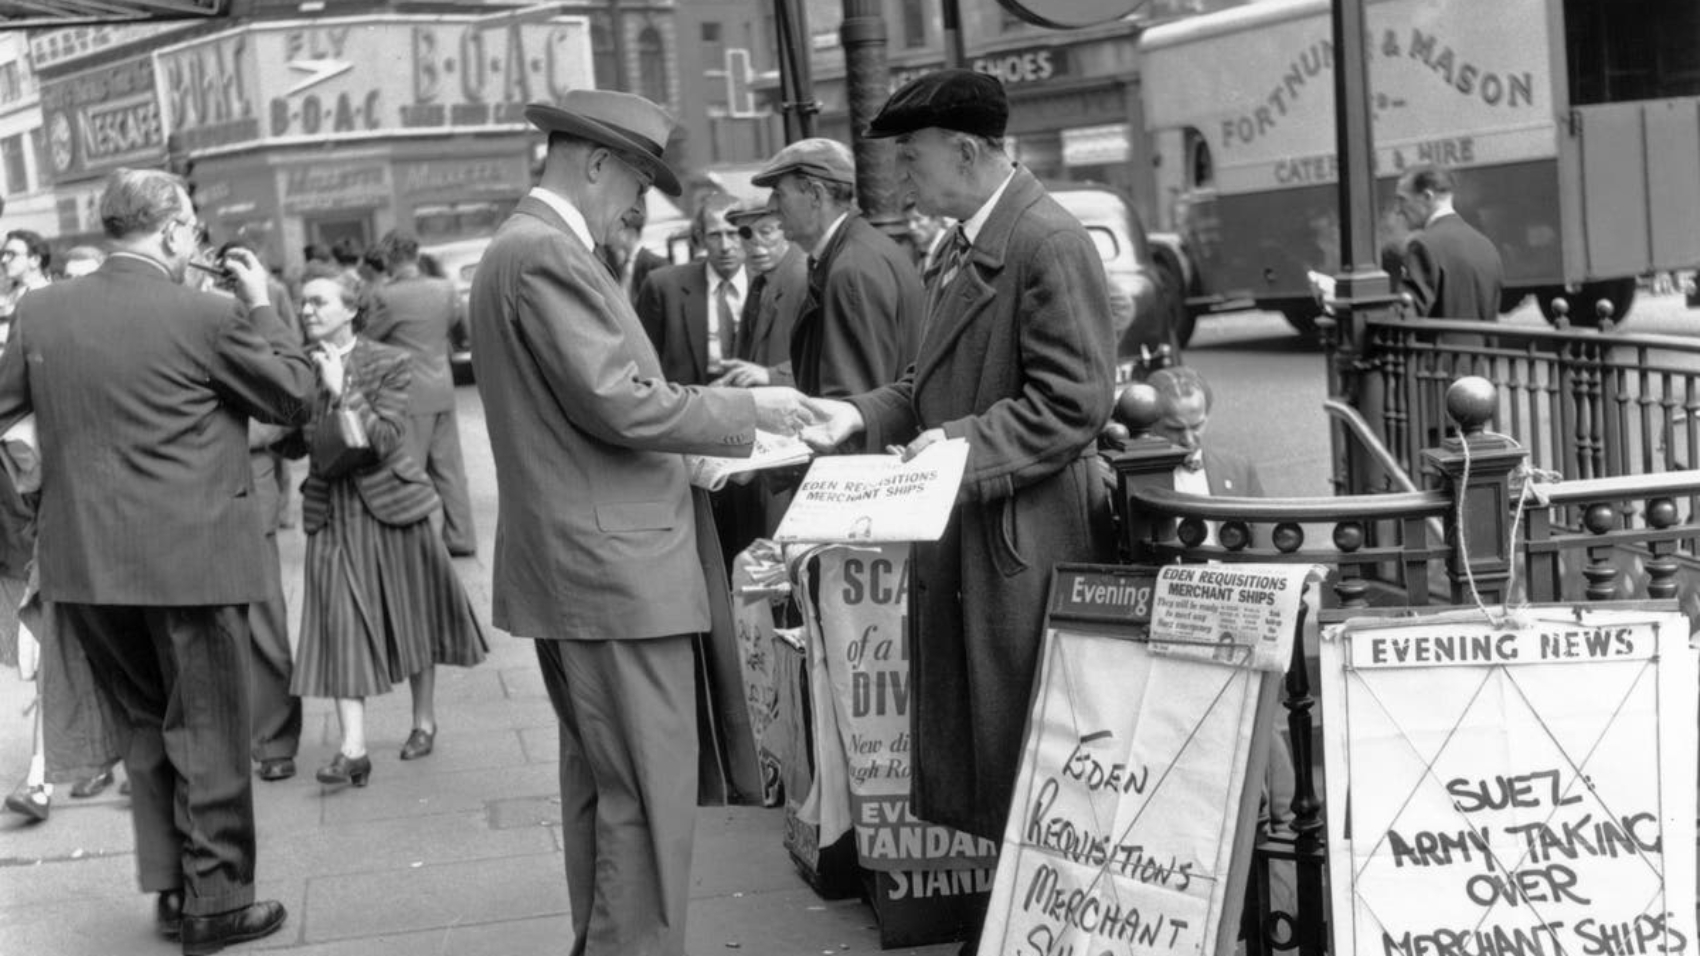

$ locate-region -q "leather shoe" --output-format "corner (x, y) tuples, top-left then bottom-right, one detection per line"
(70, 768), (115, 798)
(315, 752), (371, 788)
(3, 781), (49, 822)
(399, 727), (435, 761)
(156, 889), (184, 940)
(256, 758), (295, 782)
(180, 900), (287, 955)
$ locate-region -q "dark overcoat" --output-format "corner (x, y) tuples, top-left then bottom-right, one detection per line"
(791, 215), (924, 398)
(845, 166), (1116, 838)
(1400, 212), (1504, 319)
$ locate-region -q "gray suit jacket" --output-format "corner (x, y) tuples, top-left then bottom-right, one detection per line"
(469, 194), (757, 641)
(363, 268), (460, 414)
(0, 254), (313, 605)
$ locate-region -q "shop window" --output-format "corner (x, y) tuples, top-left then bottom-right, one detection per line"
(1185, 128), (1213, 189)
(702, 22), (722, 45)
(1, 134), (25, 194)
(1566, 0), (1700, 104)
(637, 25), (669, 105)
(901, 0), (926, 48)
(0, 63), (19, 105)
(28, 128), (48, 186)
(414, 202), (510, 244)
(591, 15), (618, 90)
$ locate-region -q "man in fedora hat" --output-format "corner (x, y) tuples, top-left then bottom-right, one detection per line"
(801, 68), (1116, 864)
(468, 89), (811, 956)
(750, 137), (923, 398)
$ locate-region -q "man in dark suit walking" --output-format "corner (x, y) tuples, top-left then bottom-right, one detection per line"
(0, 167), (312, 953)
(364, 232), (478, 555)
(637, 193), (748, 388)
(1392, 163), (1504, 319)
(753, 138), (924, 398)
(469, 91), (809, 956)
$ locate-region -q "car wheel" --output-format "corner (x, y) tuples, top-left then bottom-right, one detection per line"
(1281, 304), (1320, 339)
(1538, 279), (1636, 327)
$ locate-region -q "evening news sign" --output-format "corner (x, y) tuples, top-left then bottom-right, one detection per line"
(1321, 609), (1698, 956)
(151, 15), (593, 155)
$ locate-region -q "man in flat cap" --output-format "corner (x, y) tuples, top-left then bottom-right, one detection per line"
(751, 137), (923, 398)
(715, 195), (811, 535)
(802, 67), (1116, 863)
(468, 89), (810, 956)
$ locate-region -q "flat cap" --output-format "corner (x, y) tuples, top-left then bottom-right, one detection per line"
(724, 195), (777, 224)
(865, 68), (1008, 140)
(750, 138), (856, 188)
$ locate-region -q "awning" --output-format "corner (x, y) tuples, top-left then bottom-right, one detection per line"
(0, 0), (225, 29)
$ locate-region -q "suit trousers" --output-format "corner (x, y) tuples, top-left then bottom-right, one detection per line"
(57, 603), (258, 917)
(534, 636), (696, 956)
(248, 531), (301, 761)
(407, 410), (477, 554)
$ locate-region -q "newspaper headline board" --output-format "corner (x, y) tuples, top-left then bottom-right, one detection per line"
(979, 563), (1319, 956)
(1321, 606), (1698, 956)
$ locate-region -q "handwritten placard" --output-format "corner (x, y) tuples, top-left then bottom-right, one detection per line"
(978, 563), (1315, 956)
(802, 544), (997, 871)
(773, 439), (969, 543)
(1322, 608), (1698, 956)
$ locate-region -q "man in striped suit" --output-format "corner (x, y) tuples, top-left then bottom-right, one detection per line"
(0, 168), (312, 954)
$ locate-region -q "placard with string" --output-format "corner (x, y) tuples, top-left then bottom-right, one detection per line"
(977, 561), (1321, 956)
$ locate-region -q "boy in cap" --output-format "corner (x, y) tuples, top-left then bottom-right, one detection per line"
(468, 90), (811, 956)
(751, 137), (923, 397)
(802, 67), (1117, 866)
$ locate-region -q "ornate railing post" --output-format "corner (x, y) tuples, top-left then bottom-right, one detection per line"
(1108, 384), (1189, 562)
(1421, 377), (1528, 605)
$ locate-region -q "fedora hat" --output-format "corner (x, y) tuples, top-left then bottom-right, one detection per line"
(525, 90), (682, 196)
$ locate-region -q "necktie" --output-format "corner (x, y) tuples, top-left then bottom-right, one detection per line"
(927, 226), (970, 314)
(737, 274), (766, 360)
(715, 280), (737, 364)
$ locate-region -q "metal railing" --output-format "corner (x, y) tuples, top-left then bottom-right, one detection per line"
(1105, 378), (1700, 956)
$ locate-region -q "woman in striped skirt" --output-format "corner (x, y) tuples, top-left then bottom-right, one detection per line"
(288, 274), (487, 789)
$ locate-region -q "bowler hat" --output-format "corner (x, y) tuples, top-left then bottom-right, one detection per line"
(750, 138), (856, 189)
(525, 90), (682, 196)
(725, 195), (777, 225)
(865, 69), (1008, 140)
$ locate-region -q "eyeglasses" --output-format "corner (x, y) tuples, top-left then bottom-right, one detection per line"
(737, 223), (780, 241)
(0, 250), (17, 260)
(610, 152), (654, 192)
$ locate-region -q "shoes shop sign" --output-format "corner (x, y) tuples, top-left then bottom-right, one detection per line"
(152, 14), (593, 155)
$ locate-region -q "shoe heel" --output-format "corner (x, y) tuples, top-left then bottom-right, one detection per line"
(352, 767), (370, 787)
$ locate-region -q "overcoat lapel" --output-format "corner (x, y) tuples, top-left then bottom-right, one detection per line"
(912, 167), (1045, 390)
(681, 268), (709, 382)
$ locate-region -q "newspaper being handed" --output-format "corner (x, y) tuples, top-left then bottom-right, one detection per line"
(773, 438), (969, 543)
(685, 429), (813, 491)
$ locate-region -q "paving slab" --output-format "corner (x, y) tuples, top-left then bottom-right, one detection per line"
(300, 850), (567, 942)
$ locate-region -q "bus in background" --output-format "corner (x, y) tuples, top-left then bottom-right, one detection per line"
(1140, 0), (1700, 340)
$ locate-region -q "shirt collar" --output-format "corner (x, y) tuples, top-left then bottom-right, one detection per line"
(811, 211), (851, 259)
(527, 186), (595, 251)
(705, 262), (747, 299)
(106, 251), (173, 280)
(961, 166), (1018, 245)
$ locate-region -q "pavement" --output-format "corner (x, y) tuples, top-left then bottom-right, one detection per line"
(0, 449), (960, 956)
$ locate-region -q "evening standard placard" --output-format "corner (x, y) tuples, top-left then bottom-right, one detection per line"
(1149, 564), (1320, 671)
(1321, 607), (1698, 956)
(774, 439), (969, 543)
(801, 544), (997, 871)
(979, 564), (1314, 956)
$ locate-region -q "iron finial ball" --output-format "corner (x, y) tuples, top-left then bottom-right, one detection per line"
(1446, 376), (1496, 434)
(1583, 502), (1616, 534)
(1114, 383), (1161, 434)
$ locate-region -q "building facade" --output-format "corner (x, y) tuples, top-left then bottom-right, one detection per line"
(787, 0), (1246, 225)
(0, 31), (57, 240)
(27, 1), (683, 272)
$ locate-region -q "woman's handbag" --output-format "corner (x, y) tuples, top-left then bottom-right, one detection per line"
(312, 405), (374, 478)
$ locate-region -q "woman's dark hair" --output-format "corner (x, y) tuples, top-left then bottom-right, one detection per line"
(6, 229), (51, 271)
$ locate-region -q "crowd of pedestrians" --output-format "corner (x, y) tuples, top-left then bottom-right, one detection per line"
(0, 68), (1304, 956)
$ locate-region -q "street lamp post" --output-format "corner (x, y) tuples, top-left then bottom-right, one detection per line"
(841, 0), (903, 233)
